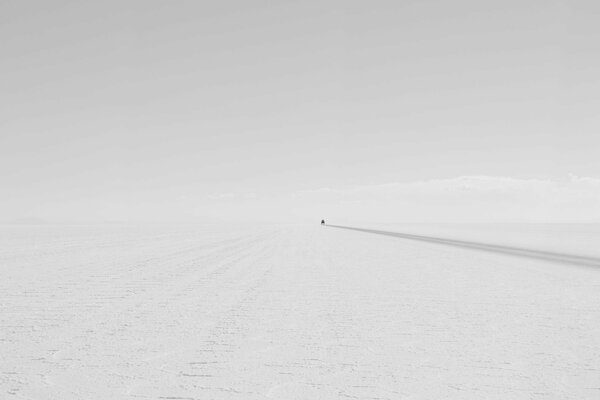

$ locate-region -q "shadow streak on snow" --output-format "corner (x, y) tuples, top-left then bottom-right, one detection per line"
(326, 225), (600, 269)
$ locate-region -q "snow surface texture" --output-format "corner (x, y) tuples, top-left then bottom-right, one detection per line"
(1, 224), (599, 399)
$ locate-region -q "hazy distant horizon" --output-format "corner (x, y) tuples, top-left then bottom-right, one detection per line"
(3, 173), (600, 225)
(2, 1), (599, 224)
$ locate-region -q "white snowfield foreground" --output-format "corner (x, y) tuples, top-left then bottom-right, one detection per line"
(1, 224), (599, 399)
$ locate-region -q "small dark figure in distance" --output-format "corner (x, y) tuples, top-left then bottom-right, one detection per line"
(321, 219), (325, 225)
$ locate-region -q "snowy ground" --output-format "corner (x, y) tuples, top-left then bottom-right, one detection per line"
(1, 223), (599, 399)
(361, 223), (600, 259)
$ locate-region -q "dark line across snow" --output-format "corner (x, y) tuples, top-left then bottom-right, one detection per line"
(326, 225), (600, 269)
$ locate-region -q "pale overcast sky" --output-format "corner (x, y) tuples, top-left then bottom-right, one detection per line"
(1, 1), (599, 223)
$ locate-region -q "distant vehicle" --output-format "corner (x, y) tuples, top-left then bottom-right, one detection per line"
(321, 219), (325, 225)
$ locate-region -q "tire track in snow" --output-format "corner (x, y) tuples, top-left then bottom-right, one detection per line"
(327, 225), (600, 268)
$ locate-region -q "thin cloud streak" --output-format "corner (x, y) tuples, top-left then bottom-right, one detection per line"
(291, 175), (600, 223)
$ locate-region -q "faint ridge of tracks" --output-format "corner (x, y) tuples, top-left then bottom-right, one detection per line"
(326, 225), (600, 269)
